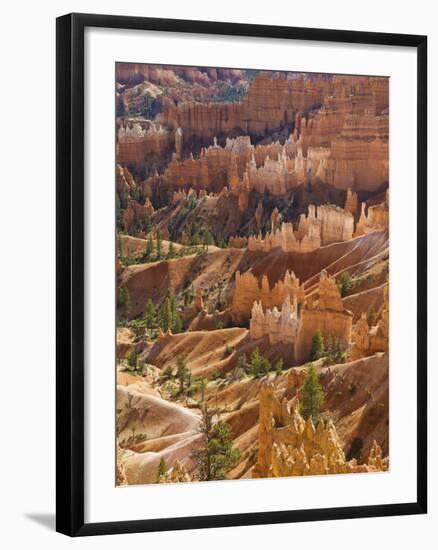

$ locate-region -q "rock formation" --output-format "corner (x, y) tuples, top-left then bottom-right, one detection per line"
(295, 271), (353, 363)
(117, 121), (174, 164)
(355, 194), (389, 236)
(249, 271), (353, 364)
(253, 382), (385, 478)
(248, 205), (353, 253)
(344, 188), (359, 215)
(232, 270), (305, 323)
(161, 71), (330, 141)
(158, 460), (192, 483)
(122, 197), (155, 233)
(250, 296), (299, 344)
(117, 164), (137, 207)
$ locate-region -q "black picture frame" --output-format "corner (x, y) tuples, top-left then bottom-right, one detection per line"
(56, 12), (427, 537)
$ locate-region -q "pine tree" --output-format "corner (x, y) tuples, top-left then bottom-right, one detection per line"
(156, 230), (163, 260)
(167, 241), (176, 259)
(191, 392), (240, 481)
(144, 299), (157, 330)
(144, 237), (154, 261)
(338, 271), (353, 297)
(300, 363), (325, 421)
(176, 355), (190, 393)
(247, 347), (271, 378)
(118, 285), (130, 320)
(310, 330), (325, 361)
(127, 349), (138, 372)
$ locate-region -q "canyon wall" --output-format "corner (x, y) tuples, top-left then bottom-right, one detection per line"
(355, 194), (389, 236)
(160, 72), (330, 140)
(352, 284), (389, 359)
(248, 205), (353, 253)
(295, 271), (353, 363)
(248, 271), (353, 364)
(117, 121), (174, 164)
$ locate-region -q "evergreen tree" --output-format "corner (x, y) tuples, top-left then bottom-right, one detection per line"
(310, 330), (325, 361)
(338, 271), (353, 297)
(300, 363), (325, 421)
(191, 393), (240, 481)
(161, 365), (173, 382)
(176, 355), (191, 393)
(144, 299), (157, 330)
(167, 241), (176, 259)
(156, 230), (163, 260)
(367, 306), (377, 327)
(246, 347), (271, 378)
(118, 285), (130, 320)
(127, 349), (138, 372)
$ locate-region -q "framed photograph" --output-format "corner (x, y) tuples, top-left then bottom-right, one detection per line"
(56, 13), (427, 536)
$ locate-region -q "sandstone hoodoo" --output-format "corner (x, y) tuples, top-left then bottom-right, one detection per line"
(115, 62), (389, 486)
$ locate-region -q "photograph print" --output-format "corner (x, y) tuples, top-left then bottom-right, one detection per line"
(115, 63), (389, 486)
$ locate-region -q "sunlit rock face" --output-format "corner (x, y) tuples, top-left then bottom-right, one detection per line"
(248, 271), (353, 365)
(253, 382), (385, 479)
(232, 270), (305, 324)
(295, 271), (353, 364)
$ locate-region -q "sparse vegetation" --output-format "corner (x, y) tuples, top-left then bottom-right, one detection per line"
(367, 306), (377, 327)
(338, 271), (353, 297)
(299, 363), (325, 421)
(310, 330), (325, 361)
(191, 389), (240, 481)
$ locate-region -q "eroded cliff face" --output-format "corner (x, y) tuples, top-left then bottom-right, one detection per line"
(232, 270), (305, 324)
(250, 296), (299, 345)
(355, 194), (389, 236)
(117, 121), (174, 164)
(352, 284), (389, 359)
(253, 383), (385, 478)
(295, 271), (353, 363)
(248, 271), (353, 364)
(160, 72), (330, 141)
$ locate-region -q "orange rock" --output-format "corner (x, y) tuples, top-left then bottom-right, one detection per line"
(253, 382), (386, 478)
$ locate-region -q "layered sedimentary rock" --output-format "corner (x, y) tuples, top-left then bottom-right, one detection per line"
(117, 121), (174, 164)
(253, 383), (385, 478)
(161, 72), (330, 141)
(355, 194), (389, 236)
(162, 134), (300, 195)
(295, 271), (353, 363)
(250, 296), (299, 344)
(248, 205), (353, 253)
(117, 164), (138, 207)
(249, 271), (353, 363)
(248, 221), (320, 253)
(297, 204), (354, 245)
(122, 197), (155, 233)
(232, 270), (305, 323)
(344, 188), (359, 215)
